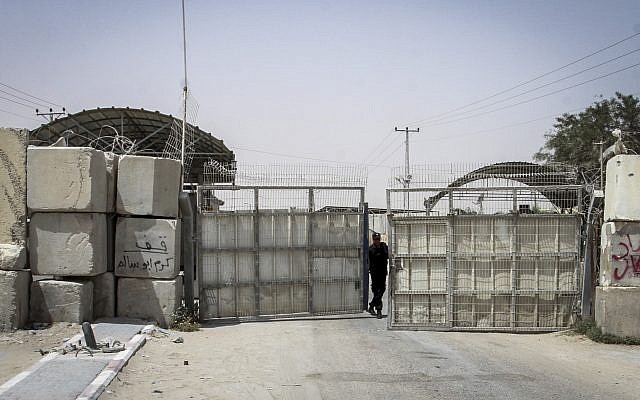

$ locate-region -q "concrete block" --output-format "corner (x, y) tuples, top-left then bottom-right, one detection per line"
(0, 243), (27, 270)
(29, 213), (107, 276)
(105, 152), (119, 213)
(0, 270), (30, 331)
(27, 146), (109, 212)
(595, 286), (640, 338)
(0, 128), (27, 244)
(604, 155), (640, 221)
(116, 155), (181, 217)
(72, 273), (115, 319)
(117, 276), (182, 328)
(114, 217), (180, 279)
(30, 279), (93, 323)
(600, 221), (640, 286)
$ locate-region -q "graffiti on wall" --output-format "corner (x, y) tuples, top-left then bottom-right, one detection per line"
(611, 234), (640, 281)
(117, 234), (174, 273)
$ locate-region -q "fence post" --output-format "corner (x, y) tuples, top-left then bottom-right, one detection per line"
(362, 202), (369, 311)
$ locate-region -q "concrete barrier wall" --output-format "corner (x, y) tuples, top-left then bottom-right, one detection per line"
(600, 221), (640, 287)
(595, 286), (640, 337)
(0, 128), (27, 244)
(114, 217), (181, 279)
(29, 213), (108, 276)
(27, 147), (110, 213)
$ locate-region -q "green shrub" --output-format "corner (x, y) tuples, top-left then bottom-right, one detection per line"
(170, 304), (200, 332)
(572, 318), (640, 345)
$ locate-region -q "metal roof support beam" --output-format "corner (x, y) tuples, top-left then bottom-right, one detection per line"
(133, 120), (173, 149)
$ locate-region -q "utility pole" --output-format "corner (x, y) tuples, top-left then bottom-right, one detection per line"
(36, 107), (66, 122)
(394, 126), (420, 212)
(180, 0), (188, 188)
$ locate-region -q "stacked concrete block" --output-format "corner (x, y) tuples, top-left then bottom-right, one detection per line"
(116, 155), (181, 217)
(30, 280), (93, 323)
(115, 155), (183, 327)
(0, 270), (30, 330)
(596, 155), (640, 338)
(114, 217), (181, 279)
(117, 276), (182, 327)
(26, 146), (117, 324)
(27, 147), (110, 212)
(29, 213), (108, 276)
(0, 128), (29, 331)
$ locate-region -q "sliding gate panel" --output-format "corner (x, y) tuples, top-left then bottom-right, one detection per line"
(198, 185), (365, 320)
(388, 184), (583, 332)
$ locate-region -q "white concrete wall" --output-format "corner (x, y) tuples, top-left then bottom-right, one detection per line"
(116, 155), (181, 217)
(29, 213), (108, 276)
(114, 217), (180, 279)
(27, 147), (110, 212)
(600, 221), (640, 287)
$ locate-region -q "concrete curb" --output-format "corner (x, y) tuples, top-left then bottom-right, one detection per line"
(75, 333), (147, 400)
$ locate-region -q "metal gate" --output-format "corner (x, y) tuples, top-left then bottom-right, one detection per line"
(197, 185), (366, 320)
(385, 163), (584, 331)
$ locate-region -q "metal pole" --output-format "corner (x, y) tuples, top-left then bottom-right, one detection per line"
(181, 0), (188, 186)
(394, 127), (420, 213)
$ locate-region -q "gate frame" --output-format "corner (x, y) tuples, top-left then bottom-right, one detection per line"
(196, 184), (367, 321)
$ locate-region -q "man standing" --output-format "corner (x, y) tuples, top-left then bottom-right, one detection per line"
(368, 232), (388, 319)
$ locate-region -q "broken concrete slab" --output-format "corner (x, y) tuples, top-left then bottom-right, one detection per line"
(0, 270), (30, 331)
(0, 243), (27, 270)
(30, 279), (93, 323)
(116, 155), (181, 217)
(27, 146), (110, 212)
(117, 276), (183, 328)
(604, 155), (640, 222)
(114, 217), (180, 279)
(29, 213), (107, 276)
(0, 128), (28, 244)
(595, 286), (640, 338)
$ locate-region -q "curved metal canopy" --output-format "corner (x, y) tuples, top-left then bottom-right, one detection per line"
(29, 106), (235, 183)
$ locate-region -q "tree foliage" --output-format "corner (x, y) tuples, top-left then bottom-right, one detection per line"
(534, 93), (640, 170)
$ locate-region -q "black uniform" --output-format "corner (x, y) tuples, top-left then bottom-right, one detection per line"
(368, 241), (389, 312)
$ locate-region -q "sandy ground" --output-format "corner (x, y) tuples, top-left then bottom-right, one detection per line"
(0, 323), (80, 385)
(100, 315), (640, 400)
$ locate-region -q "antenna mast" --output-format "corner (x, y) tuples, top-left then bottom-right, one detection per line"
(181, 0), (188, 185)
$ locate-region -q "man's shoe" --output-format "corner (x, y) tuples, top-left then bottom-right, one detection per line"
(368, 306), (376, 316)
(376, 309), (383, 319)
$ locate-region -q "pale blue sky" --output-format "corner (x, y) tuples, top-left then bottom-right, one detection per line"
(1, 1), (639, 206)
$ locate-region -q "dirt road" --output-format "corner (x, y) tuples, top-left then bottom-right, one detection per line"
(100, 315), (640, 400)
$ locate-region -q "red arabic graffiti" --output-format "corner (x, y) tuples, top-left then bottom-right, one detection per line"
(611, 234), (640, 281)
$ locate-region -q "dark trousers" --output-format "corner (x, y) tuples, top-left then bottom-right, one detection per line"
(369, 275), (387, 311)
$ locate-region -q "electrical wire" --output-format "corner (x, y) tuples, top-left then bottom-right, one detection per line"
(0, 81), (63, 108)
(0, 95), (37, 109)
(414, 61), (640, 129)
(414, 48), (640, 127)
(400, 31), (640, 127)
(234, 145), (393, 168)
(0, 107), (41, 122)
(0, 88), (50, 108)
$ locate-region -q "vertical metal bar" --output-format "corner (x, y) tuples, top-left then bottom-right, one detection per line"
(254, 188), (260, 317)
(362, 201), (370, 311)
(386, 189), (394, 329)
(446, 190), (454, 328)
(511, 189), (518, 330)
(308, 188), (314, 314)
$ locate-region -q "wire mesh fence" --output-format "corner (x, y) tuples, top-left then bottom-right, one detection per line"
(197, 184), (366, 320)
(387, 162), (584, 331)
